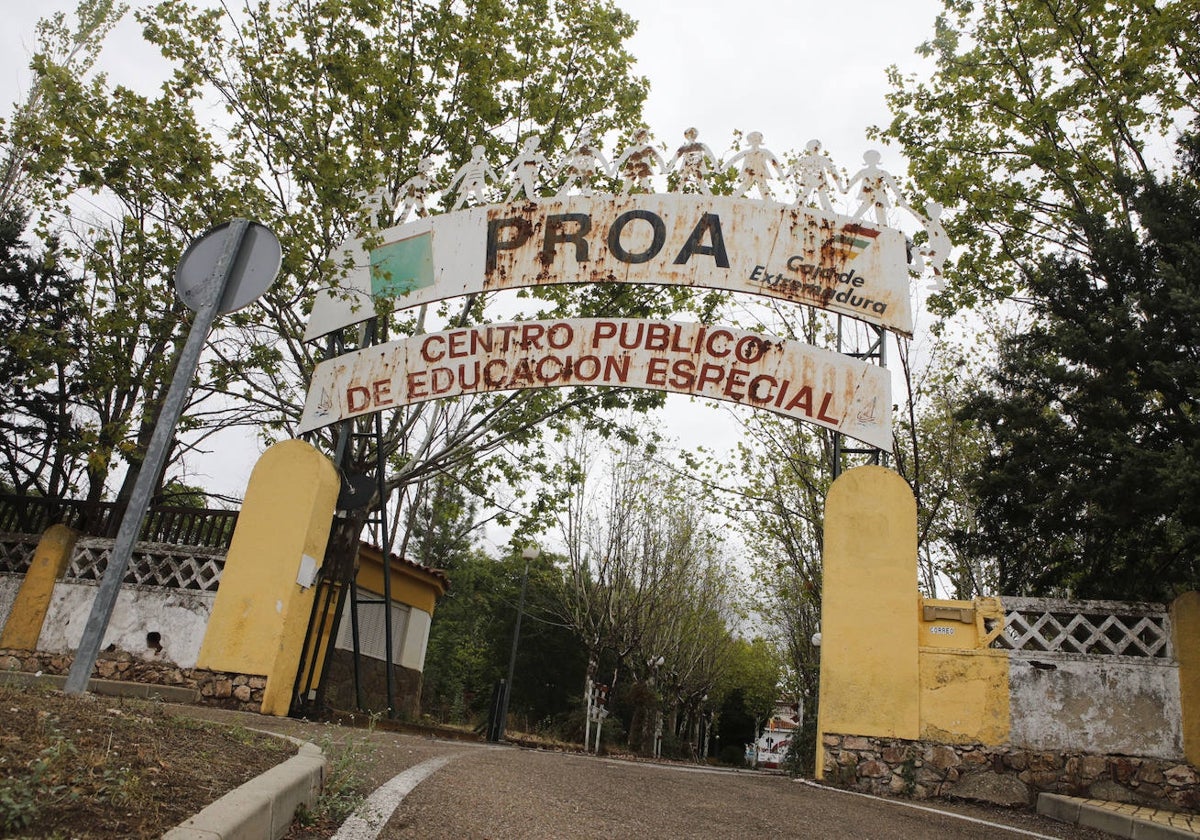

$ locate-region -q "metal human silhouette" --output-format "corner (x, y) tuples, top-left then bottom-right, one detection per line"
(507, 135), (549, 202)
(447, 147), (499, 210)
(910, 200), (951, 291)
(395, 157), (436, 222)
(725, 131), (783, 200)
(614, 128), (666, 194)
(354, 183), (392, 230)
(666, 127), (719, 195)
(788, 139), (844, 213)
(847, 150), (910, 225)
(556, 128), (613, 196)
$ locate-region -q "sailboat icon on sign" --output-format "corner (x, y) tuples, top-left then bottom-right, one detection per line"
(857, 396), (879, 425)
(315, 387), (334, 419)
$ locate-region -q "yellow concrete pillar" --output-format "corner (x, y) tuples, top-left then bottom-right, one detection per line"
(916, 596), (1011, 744)
(0, 525), (78, 650)
(1172, 591), (1200, 767)
(816, 465), (919, 777)
(197, 439), (339, 716)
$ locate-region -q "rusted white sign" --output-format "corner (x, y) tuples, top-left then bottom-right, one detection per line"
(304, 194), (913, 342)
(298, 318), (892, 449)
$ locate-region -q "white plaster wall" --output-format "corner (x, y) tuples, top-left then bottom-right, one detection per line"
(0, 575), (21, 638)
(400, 608), (432, 672)
(1009, 653), (1183, 760)
(37, 581), (215, 669)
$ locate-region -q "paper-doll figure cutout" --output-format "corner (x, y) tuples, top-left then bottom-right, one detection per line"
(907, 235), (925, 276)
(556, 128), (613, 196)
(725, 131), (783, 200)
(615, 128), (666, 194)
(909, 200), (951, 291)
(394, 157), (436, 222)
(788, 139), (844, 213)
(446, 147), (499, 210)
(847, 150), (911, 225)
(666, 127), (719, 195)
(507, 135), (548, 202)
(353, 183), (392, 230)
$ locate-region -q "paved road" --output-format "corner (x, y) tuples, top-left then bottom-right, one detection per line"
(186, 707), (1109, 839)
(376, 742), (1106, 839)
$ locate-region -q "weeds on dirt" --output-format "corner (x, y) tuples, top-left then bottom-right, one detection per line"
(0, 737), (77, 832)
(292, 729), (376, 832)
(0, 683), (294, 839)
(0, 724), (144, 833)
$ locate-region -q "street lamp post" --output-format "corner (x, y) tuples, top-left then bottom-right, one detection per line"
(498, 545), (538, 741)
(647, 654), (664, 757)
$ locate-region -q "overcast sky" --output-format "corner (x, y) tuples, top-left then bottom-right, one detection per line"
(618, 0), (941, 166)
(0, 0), (946, 511)
(2, 0), (943, 179)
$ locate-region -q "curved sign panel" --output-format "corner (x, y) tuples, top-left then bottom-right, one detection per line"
(303, 194), (913, 342)
(298, 318), (892, 450)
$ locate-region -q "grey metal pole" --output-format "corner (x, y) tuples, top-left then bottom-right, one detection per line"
(498, 546), (536, 740)
(64, 220), (249, 695)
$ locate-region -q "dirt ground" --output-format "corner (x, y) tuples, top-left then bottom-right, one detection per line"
(0, 682), (297, 839)
(0, 683), (1123, 840)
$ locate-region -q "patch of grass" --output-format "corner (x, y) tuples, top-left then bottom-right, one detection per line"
(0, 684), (295, 838)
(223, 723), (259, 745)
(293, 732), (376, 830)
(0, 721), (83, 833)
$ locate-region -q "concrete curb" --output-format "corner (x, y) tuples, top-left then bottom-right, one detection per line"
(1038, 793), (1200, 839)
(0, 668), (199, 703)
(163, 740), (326, 840)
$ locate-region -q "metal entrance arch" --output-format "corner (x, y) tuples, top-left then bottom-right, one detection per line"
(288, 134), (944, 716)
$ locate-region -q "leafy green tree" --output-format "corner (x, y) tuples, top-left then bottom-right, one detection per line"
(405, 475), (481, 572)
(420, 547), (510, 723)
(879, 0), (1199, 311)
(892, 333), (996, 598)
(155, 480), (209, 509)
(552, 422), (741, 755)
(10, 2), (269, 511)
(957, 132), (1200, 601)
(645, 553), (737, 758)
(8, 0), (674, 552)
(421, 545), (586, 728)
(0, 208), (88, 498)
(711, 636), (781, 759)
(734, 411), (828, 735)
(131, 0), (700, 606)
(0, 0), (125, 217)
(505, 550), (590, 729)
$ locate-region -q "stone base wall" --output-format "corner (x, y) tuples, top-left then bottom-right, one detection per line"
(0, 647), (266, 713)
(321, 648), (421, 719)
(823, 733), (1200, 813)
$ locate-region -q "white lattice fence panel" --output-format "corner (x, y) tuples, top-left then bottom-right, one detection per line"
(0, 534), (39, 575)
(992, 597), (1172, 659)
(66, 538), (225, 592)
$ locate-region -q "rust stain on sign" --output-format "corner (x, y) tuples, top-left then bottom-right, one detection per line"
(299, 317), (891, 450)
(304, 194), (912, 342)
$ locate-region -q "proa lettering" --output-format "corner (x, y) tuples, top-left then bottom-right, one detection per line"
(486, 211), (730, 272)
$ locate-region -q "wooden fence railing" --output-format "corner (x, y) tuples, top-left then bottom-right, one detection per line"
(0, 494), (239, 551)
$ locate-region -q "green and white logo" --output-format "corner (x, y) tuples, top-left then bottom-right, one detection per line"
(370, 232), (434, 297)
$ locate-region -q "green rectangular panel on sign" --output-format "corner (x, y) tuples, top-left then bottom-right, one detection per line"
(371, 233), (435, 298)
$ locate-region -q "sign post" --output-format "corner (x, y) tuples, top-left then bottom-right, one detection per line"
(64, 220), (280, 695)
